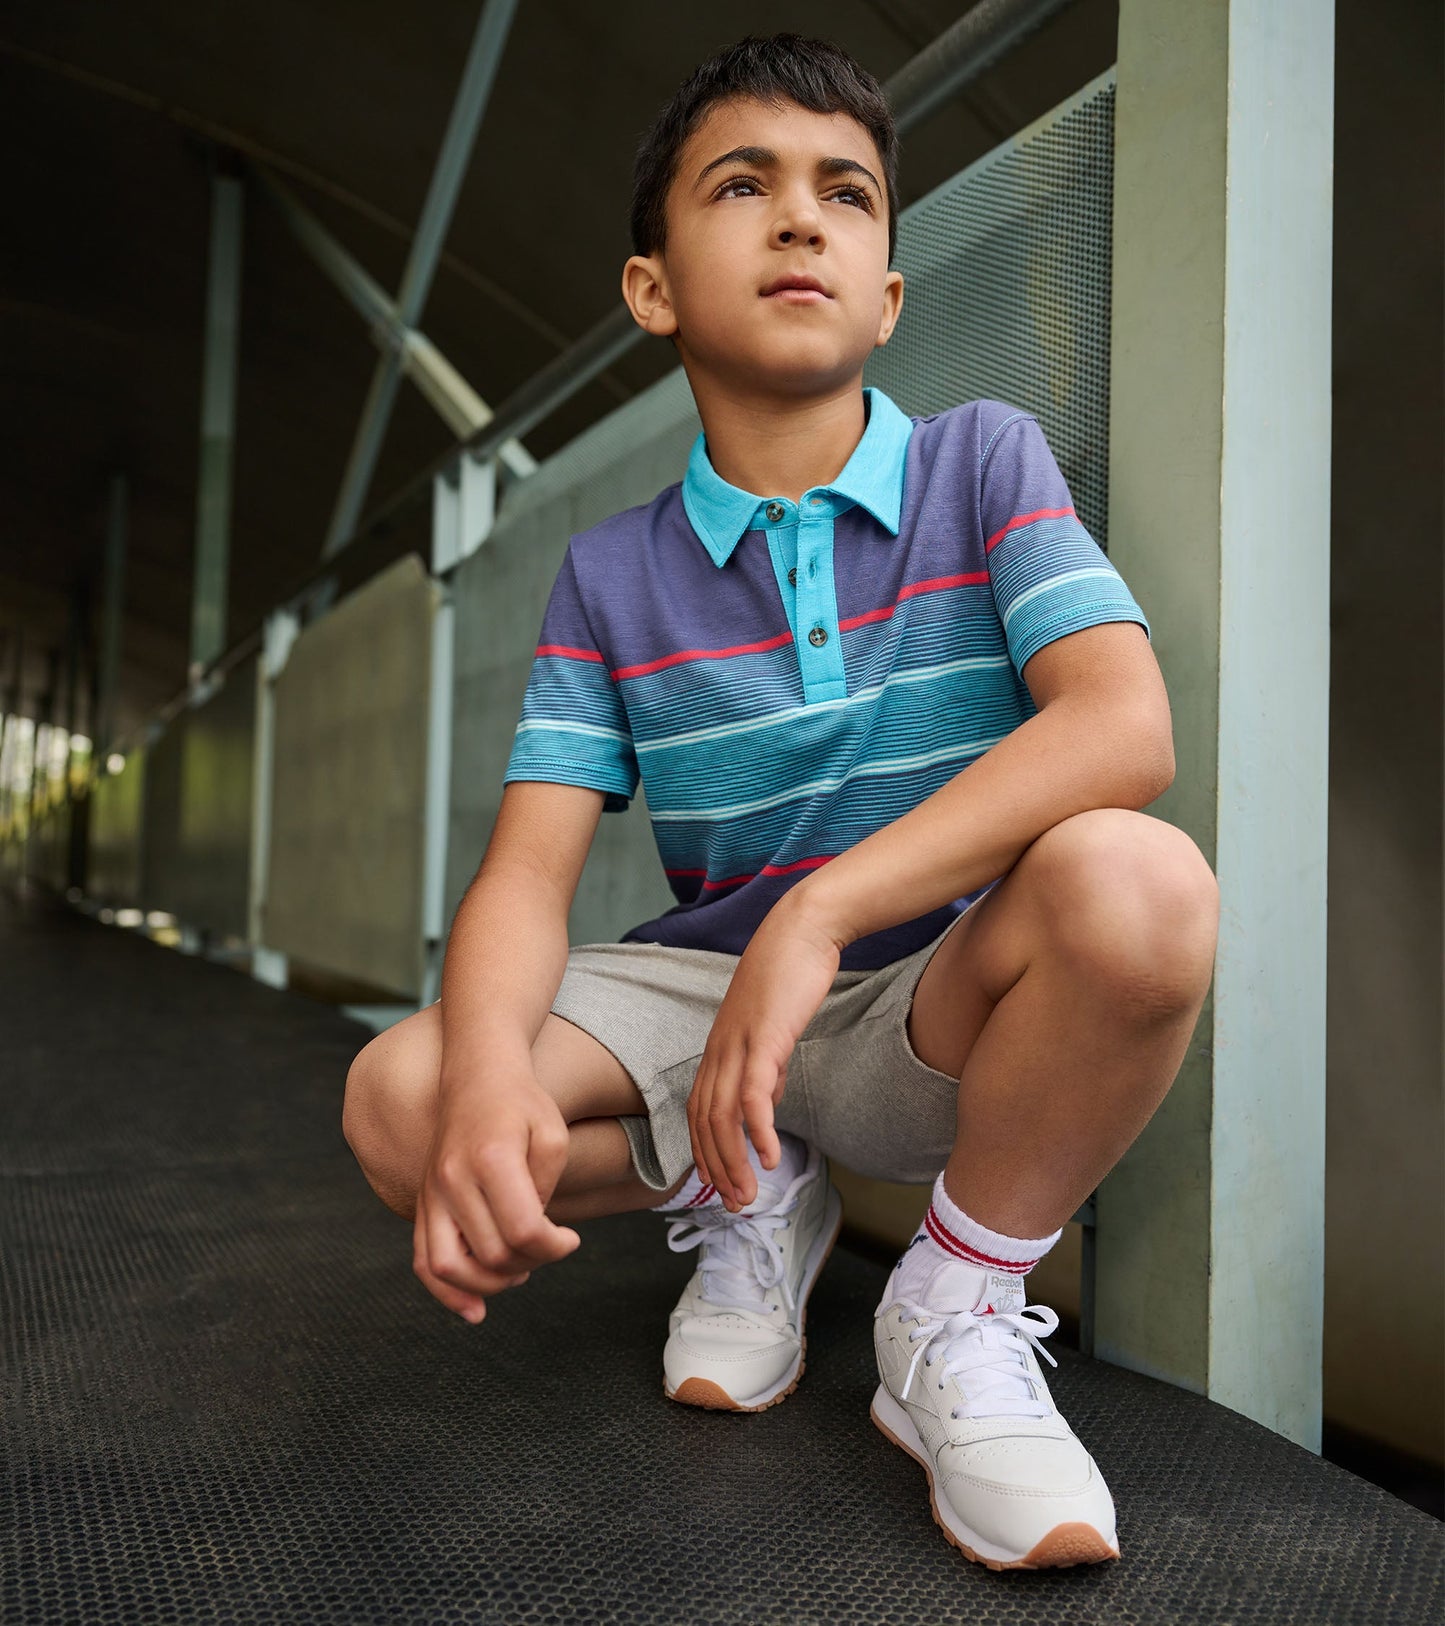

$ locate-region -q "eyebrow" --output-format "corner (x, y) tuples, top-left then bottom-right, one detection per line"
(694, 144), (881, 196)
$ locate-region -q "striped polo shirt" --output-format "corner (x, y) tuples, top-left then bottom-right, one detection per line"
(503, 386), (1150, 970)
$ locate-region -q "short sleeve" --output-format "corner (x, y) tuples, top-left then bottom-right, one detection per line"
(503, 546), (640, 813)
(980, 412), (1151, 679)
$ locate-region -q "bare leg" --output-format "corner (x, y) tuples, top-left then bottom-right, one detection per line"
(342, 1005), (686, 1223)
(906, 808), (1220, 1238)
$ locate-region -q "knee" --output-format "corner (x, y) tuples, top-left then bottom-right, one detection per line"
(341, 1036), (387, 1161)
(1029, 809), (1220, 1010)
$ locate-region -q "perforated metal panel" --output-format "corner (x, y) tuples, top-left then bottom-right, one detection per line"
(5, 889), (1444, 1626)
(865, 67), (1116, 547)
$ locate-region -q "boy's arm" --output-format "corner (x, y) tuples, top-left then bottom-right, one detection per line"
(687, 619), (1175, 1209)
(414, 779), (604, 1324)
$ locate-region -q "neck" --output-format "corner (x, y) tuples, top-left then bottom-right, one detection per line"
(686, 374), (868, 504)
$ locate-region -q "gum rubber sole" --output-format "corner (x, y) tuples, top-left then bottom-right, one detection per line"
(664, 1188), (843, 1414)
(667, 1342), (806, 1413)
(870, 1389), (1120, 1571)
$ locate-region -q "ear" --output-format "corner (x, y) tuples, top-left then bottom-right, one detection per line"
(874, 270), (905, 348)
(621, 254), (679, 338)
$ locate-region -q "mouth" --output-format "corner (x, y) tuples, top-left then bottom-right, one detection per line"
(761, 275), (831, 299)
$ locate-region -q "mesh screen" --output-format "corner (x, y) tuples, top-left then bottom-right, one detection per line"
(865, 68), (1115, 547)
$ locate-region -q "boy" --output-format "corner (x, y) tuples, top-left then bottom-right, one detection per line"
(342, 34), (1219, 1573)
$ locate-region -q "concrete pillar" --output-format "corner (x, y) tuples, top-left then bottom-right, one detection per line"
(1103, 0), (1334, 1449)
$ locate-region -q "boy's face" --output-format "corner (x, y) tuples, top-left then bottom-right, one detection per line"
(622, 96), (904, 400)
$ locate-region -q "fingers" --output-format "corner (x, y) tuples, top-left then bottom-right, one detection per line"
(740, 1068), (781, 1182)
(464, 1143), (580, 1270)
(415, 1134), (581, 1321)
(687, 1057), (724, 1205)
(690, 1047), (783, 1213)
(413, 1185), (527, 1324)
(711, 1078), (755, 1212)
(417, 1183), (525, 1316)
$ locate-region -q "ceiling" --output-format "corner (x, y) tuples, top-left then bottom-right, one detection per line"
(0, 0), (1117, 742)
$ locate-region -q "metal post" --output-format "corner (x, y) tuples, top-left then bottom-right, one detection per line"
(420, 453), (497, 1006)
(1104, 0), (1333, 1449)
(65, 586), (88, 894)
(31, 648), (59, 836)
(248, 608), (299, 991)
(419, 587), (457, 1008)
(0, 629), (16, 843)
(97, 474), (128, 757)
(191, 164), (243, 679)
(324, 0), (519, 559)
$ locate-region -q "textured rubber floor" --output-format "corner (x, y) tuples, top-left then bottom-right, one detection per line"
(2, 882), (1442, 1624)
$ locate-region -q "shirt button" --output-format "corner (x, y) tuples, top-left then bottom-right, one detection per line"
(808, 625), (828, 648)
(765, 502), (785, 522)
(787, 567), (797, 586)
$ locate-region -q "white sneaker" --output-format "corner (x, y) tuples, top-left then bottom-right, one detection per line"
(872, 1255), (1120, 1570)
(662, 1143), (842, 1412)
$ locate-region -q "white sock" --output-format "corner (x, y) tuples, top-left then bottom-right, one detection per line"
(650, 1165), (721, 1213)
(895, 1172), (1062, 1306)
(650, 1130), (809, 1215)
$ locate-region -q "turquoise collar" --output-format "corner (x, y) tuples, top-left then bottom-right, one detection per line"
(681, 386), (913, 567)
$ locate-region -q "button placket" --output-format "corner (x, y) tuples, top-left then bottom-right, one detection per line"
(760, 504), (801, 648)
(794, 503), (846, 702)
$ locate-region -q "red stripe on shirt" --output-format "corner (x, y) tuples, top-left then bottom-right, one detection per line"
(838, 572), (988, 632)
(763, 855), (835, 877)
(536, 643), (604, 662)
(667, 854), (836, 891)
(612, 630), (794, 681)
(984, 505), (1076, 553)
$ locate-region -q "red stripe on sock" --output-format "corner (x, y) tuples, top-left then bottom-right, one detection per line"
(684, 1184), (716, 1208)
(925, 1205), (1035, 1274)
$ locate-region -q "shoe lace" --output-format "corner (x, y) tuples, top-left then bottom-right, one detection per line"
(896, 1296), (1061, 1421)
(664, 1167), (810, 1315)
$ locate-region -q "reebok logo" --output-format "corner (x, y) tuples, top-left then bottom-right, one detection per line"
(987, 1272), (1024, 1312)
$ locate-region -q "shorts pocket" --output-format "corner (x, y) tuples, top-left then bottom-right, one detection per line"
(794, 1016), (958, 1185)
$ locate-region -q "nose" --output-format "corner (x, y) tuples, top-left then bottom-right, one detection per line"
(772, 184), (825, 249)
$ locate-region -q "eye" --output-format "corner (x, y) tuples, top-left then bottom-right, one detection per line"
(831, 186), (873, 211)
(715, 174), (764, 199)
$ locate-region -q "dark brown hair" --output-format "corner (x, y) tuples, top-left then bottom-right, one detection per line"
(630, 33), (900, 266)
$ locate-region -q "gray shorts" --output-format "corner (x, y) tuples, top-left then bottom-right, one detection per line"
(549, 889), (997, 1193)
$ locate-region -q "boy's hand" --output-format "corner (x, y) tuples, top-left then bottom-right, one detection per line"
(413, 1076), (580, 1323)
(687, 898), (842, 1212)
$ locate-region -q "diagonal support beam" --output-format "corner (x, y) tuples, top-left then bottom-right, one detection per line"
(251, 165), (534, 497)
(322, 0), (520, 560)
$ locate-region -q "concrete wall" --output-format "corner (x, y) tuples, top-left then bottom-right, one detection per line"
(140, 660), (257, 941)
(88, 750), (145, 906)
(265, 556), (437, 997)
